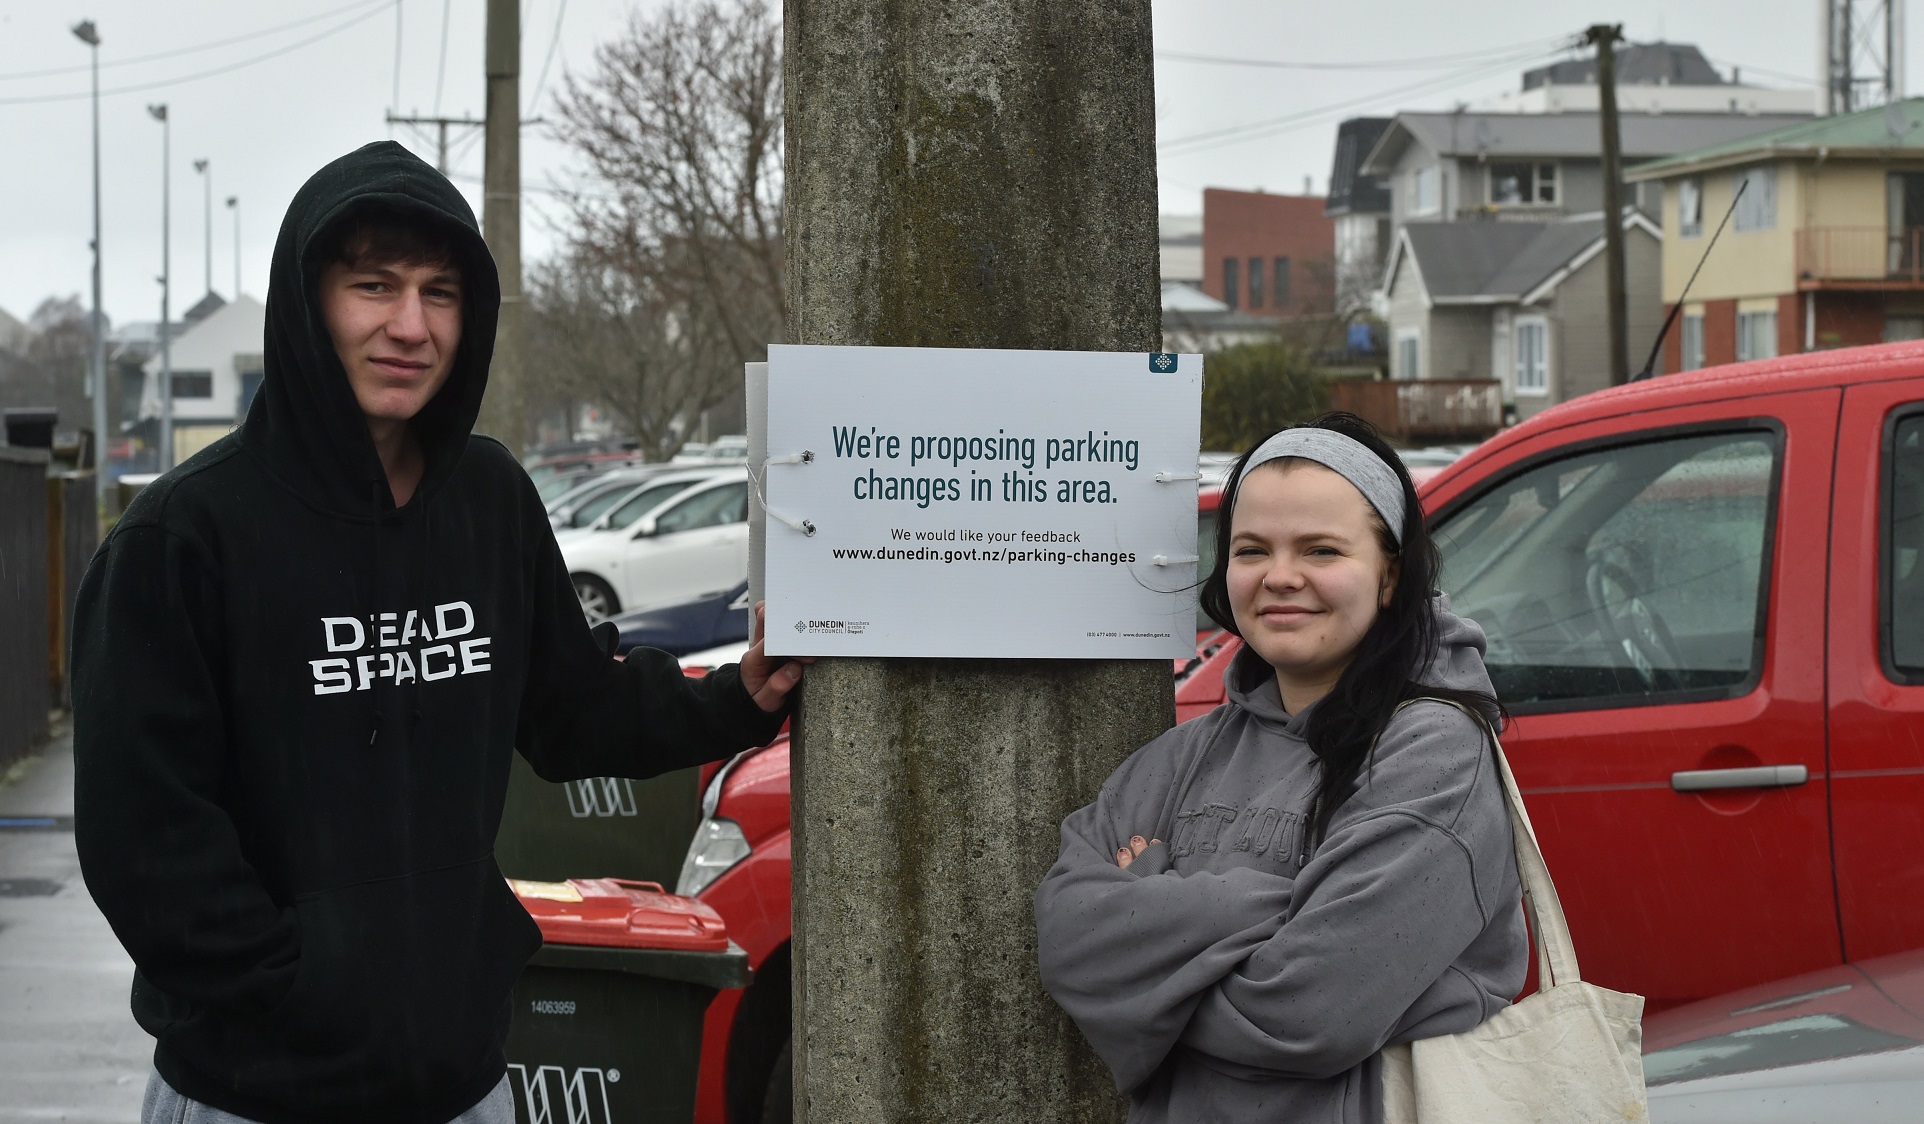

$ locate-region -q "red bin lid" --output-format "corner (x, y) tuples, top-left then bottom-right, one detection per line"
(508, 878), (730, 952)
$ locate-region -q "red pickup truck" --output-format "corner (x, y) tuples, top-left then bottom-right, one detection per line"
(680, 341), (1924, 1124)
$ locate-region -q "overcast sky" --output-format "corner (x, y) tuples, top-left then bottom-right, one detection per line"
(0, 0), (1873, 327)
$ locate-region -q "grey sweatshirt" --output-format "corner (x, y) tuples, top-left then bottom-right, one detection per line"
(1035, 600), (1528, 1124)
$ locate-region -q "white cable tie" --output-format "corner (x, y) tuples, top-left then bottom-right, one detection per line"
(1154, 471), (1200, 483)
(748, 459), (816, 536)
(1152, 554), (1200, 567)
(768, 508), (817, 537)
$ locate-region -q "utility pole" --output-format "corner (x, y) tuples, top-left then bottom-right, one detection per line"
(72, 19), (106, 512)
(1587, 24), (1630, 384)
(786, 1), (1164, 1120)
(149, 103), (174, 470)
(226, 195), (240, 298)
(194, 158), (212, 297)
(481, 0), (526, 456)
(385, 111), (485, 174)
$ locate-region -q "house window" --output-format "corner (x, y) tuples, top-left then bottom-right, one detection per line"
(1733, 167), (1777, 232)
(1223, 257), (1240, 309)
(1678, 177), (1704, 238)
(1411, 167), (1440, 215)
(1489, 162), (1559, 206)
(1515, 318), (1548, 395)
(1248, 257), (1265, 309)
(169, 370), (213, 399)
(1396, 330), (1421, 380)
(1737, 310), (1778, 361)
(1682, 313), (1705, 370)
(1274, 257), (1291, 307)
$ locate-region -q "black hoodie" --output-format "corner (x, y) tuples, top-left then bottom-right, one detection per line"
(71, 142), (784, 1124)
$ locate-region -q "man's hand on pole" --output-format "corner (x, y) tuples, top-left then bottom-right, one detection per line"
(740, 601), (810, 713)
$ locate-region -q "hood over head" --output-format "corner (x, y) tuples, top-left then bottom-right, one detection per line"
(1224, 592), (1496, 719)
(240, 141), (500, 516)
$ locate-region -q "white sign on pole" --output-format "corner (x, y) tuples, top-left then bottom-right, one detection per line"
(762, 343), (1202, 659)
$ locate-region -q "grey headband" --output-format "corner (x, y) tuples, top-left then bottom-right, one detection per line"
(1237, 428), (1407, 544)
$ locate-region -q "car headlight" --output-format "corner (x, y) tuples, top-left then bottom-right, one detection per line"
(676, 817), (751, 897)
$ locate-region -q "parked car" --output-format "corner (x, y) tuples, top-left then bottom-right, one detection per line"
(553, 467), (731, 543)
(562, 468), (750, 624)
(525, 448), (645, 487)
(608, 581), (752, 656)
(1642, 948), (1924, 1122)
(676, 341), (1924, 1123)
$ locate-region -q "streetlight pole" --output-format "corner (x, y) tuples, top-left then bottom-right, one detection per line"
(194, 158), (211, 297)
(149, 103), (173, 472)
(72, 19), (106, 514)
(226, 195), (240, 298)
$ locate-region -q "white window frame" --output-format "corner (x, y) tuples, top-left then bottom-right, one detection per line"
(1678, 177), (1704, 238)
(1737, 310), (1778, 362)
(1488, 161), (1559, 206)
(1411, 167), (1440, 216)
(1733, 167), (1777, 232)
(1395, 329), (1422, 381)
(1681, 313), (1705, 371)
(1514, 316), (1549, 396)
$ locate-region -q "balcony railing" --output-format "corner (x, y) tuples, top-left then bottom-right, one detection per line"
(1329, 378), (1502, 443)
(1796, 226), (1924, 283)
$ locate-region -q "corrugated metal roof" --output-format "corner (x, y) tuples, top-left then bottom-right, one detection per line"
(1627, 97), (1924, 178)
(1364, 110), (1813, 173)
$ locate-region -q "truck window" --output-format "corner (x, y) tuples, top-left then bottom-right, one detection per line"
(1434, 431), (1777, 710)
(1886, 413), (1924, 679)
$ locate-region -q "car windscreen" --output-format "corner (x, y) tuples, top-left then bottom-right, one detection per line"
(602, 478), (710, 530)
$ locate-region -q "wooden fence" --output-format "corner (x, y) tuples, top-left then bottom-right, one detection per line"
(1329, 378), (1503, 443)
(0, 451), (98, 770)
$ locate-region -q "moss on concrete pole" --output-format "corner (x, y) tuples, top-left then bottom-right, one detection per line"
(784, 2), (1167, 1119)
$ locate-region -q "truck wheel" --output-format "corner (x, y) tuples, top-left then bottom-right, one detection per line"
(572, 574), (619, 625)
(760, 1038), (792, 1124)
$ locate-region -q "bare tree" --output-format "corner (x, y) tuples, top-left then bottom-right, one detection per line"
(537, 0), (783, 453)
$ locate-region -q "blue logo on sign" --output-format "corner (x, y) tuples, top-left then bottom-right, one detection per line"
(1149, 353), (1178, 373)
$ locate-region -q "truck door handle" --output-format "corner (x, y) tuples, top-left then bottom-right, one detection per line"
(1670, 765), (1809, 792)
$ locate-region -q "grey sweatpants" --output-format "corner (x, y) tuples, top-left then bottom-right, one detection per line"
(140, 1068), (515, 1124)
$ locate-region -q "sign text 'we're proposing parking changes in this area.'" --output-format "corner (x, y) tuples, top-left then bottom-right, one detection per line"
(763, 344), (1201, 660)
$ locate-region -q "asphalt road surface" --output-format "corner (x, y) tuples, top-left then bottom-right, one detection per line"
(0, 720), (150, 1123)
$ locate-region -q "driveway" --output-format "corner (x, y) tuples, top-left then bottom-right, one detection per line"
(0, 720), (149, 1123)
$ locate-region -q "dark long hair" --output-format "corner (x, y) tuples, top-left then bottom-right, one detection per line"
(1199, 412), (1503, 848)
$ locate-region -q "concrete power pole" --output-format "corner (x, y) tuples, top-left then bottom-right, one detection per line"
(785, 2), (1165, 1121)
(481, 0), (526, 455)
(1587, 24), (1630, 384)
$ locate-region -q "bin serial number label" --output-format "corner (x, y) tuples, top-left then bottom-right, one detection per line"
(530, 999), (577, 1016)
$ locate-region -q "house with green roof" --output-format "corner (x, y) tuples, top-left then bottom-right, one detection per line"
(1626, 98), (1924, 372)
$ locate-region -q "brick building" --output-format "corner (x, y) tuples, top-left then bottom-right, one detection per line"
(1201, 188), (1335, 317)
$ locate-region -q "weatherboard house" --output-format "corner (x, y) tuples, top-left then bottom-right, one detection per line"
(1382, 211), (1663, 421)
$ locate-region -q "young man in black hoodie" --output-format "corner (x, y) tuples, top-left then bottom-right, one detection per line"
(72, 141), (801, 1124)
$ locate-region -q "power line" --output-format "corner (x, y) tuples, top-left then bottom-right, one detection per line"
(1158, 43), (1568, 155)
(1706, 57), (1818, 88)
(1155, 37), (1570, 73)
(528, 0), (569, 111)
(0, 0), (390, 82)
(433, 0), (452, 115)
(0, 1), (400, 105)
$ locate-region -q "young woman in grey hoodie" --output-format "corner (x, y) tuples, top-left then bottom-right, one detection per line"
(1036, 414), (1528, 1123)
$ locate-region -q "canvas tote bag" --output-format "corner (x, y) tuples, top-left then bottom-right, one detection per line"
(1381, 705), (1649, 1124)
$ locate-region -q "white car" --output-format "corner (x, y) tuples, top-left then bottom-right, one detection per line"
(551, 468), (729, 546)
(561, 467), (751, 624)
